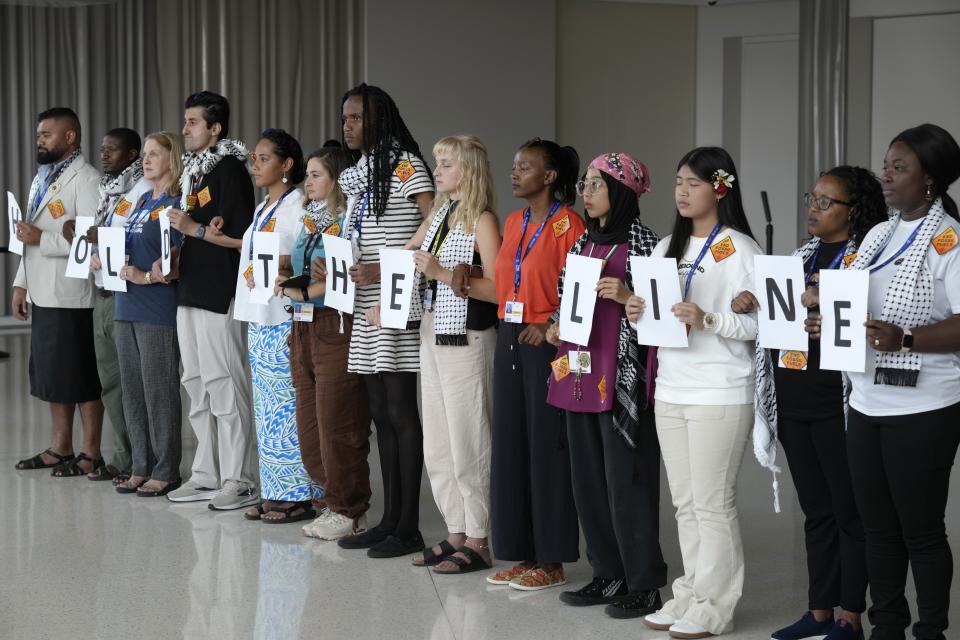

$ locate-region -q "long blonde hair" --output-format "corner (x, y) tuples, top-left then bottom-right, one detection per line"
(429, 135), (496, 234)
(145, 131), (185, 197)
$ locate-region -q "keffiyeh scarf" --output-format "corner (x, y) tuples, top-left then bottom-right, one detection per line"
(418, 200), (476, 346)
(179, 139), (248, 209)
(27, 149), (82, 219)
(96, 159), (143, 224)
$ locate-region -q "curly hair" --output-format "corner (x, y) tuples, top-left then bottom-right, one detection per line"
(821, 165), (888, 246)
(260, 128), (306, 184)
(518, 138), (580, 206)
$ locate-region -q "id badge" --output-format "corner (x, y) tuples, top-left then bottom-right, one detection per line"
(423, 287), (434, 312)
(568, 350), (592, 373)
(504, 300), (524, 324)
(778, 349), (808, 371)
(293, 302), (315, 322)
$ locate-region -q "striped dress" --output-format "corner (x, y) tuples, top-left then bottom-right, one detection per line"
(345, 152), (434, 374)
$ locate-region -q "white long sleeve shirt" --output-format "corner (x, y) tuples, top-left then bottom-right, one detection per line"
(652, 227), (762, 405)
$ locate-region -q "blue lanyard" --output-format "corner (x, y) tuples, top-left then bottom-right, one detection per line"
(683, 222), (723, 300)
(248, 188), (294, 261)
(867, 222), (923, 272)
(127, 193), (167, 228)
(30, 161), (70, 220)
(351, 192), (371, 237)
(805, 244), (846, 287)
(513, 201), (561, 295)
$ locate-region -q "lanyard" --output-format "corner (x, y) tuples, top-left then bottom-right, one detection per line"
(586, 240), (619, 263)
(30, 161), (70, 221)
(248, 188), (294, 261)
(867, 222), (923, 272)
(513, 201), (561, 296)
(351, 192), (371, 237)
(300, 232), (324, 276)
(683, 222), (723, 300)
(428, 202), (459, 259)
(127, 193), (167, 228)
(805, 244), (846, 287)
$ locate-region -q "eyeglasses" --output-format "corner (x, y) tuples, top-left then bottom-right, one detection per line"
(576, 179), (604, 196)
(803, 193), (851, 211)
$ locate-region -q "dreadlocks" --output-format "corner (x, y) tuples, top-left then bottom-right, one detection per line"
(340, 83), (433, 220)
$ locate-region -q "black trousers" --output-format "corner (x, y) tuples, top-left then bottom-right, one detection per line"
(846, 403), (960, 640)
(778, 415), (867, 613)
(566, 409), (667, 592)
(363, 372), (423, 538)
(490, 322), (579, 564)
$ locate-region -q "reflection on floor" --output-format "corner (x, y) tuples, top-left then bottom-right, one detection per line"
(1, 332), (957, 640)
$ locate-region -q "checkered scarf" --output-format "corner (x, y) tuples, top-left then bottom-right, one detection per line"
(418, 200), (476, 345)
(26, 149), (82, 219)
(95, 159), (143, 225)
(178, 139), (248, 209)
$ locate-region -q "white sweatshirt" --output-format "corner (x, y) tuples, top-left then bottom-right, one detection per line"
(651, 227), (762, 405)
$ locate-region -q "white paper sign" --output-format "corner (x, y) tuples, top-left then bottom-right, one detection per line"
(64, 216), (95, 279)
(99, 226), (127, 292)
(250, 231), (280, 305)
(7, 191), (23, 255)
(378, 248), (416, 329)
(820, 269), (869, 372)
(323, 234), (356, 314)
(754, 255), (807, 351)
(630, 256), (688, 348)
(558, 254), (603, 347)
(159, 207), (173, 276)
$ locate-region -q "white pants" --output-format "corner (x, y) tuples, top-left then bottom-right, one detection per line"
(419, 316), (495, 538)
(177, 304), (257, 488)
(655, 401), (752, 635)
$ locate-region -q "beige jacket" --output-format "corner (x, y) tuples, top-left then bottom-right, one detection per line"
(13, 154), (100, 308)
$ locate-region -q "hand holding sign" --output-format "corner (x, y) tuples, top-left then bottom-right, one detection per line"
(64, 216), (95, 279)
(558, 254), (603, 346)
(99, 226), (127, 292)
(7, 191), (23, 255)
(250, 231), (280, 305)
(323, 234), (356, 314)
(159, 207), (173, 276)
(629, 256), (688, 348)
(378, 249), (416, 329)
(753, 255), (807, 350)
(819, 269), (869, 372)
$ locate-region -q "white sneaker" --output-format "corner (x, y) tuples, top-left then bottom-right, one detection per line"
(644, 610), (677, 631)
(668, 618), (714, 639)
(207, 480), (259, 511)
(166, 480), (220, 503)
(302, 509), (367, 540)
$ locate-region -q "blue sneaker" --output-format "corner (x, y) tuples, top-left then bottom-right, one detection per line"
(771, 611), (835, 640)
(824, 620), (864, 640)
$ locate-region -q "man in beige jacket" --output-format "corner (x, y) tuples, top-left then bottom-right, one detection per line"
(12, 107), (106, 477)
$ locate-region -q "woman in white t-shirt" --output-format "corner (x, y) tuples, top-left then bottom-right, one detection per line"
(627, 147), (762, 639)
(807, 124), (960, 640)
(233, 129), (320, 523)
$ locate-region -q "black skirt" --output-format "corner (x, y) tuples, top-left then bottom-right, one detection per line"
(29, 305), (102, 403)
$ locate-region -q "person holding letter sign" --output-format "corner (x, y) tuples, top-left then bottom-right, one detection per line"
(836, 125), (960, 640)
(544, 153), (668, 618)
(732, 166), (888, 640)
(629, 147), (761, 639)
(486, 138), (583, 591)
(107, 132), (185, 497)
(234, 129), (320, 523)
(407, 135), (500, 574)
(13, 107), (106, 477)
(335, 84), (436, 558)
(281, 148), (373, 541)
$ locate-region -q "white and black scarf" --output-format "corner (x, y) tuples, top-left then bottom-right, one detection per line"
(555, 218), (660, 448)
(847, 199), (945, 386)
(752, 236), (858, 513)
(304, 199), (337, 233)
(178, 139), (248, 209)
(95, 159), (143, 224)
(26, 149), (82, 219)
(418, 201), (476, 346)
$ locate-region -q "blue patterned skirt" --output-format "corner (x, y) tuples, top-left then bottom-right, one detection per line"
(248, 320), (322, 502)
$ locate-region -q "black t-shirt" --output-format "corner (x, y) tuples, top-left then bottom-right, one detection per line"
(176, 155), (255, 314)
(428, 213), (498, 331)
(773, 240), (846, 421)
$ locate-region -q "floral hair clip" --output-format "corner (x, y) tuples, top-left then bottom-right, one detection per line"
(712, 169), (735, 195)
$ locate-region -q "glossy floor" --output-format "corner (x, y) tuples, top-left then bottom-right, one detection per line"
(1, 332), (957, 640)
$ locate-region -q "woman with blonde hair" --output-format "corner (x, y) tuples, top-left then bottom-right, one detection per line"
(408, 134), (501, 573)
(105, 131), (186, 496)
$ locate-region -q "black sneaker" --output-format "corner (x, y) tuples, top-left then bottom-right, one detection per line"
(559, 577), (628, 606)
(604, 589), (663, 618)
(367, 531), (426, 559)
(338, 525), (392, 549)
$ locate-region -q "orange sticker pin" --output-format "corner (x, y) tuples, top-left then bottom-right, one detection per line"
(48, 200), (66, 219)
(324, 221), (341, 236)
(843, 252), (858, 267)
(780, 350), (808, 370)
(197, 187), (212, 208)
(598, 375), (607, 404)
(932, 227), (958, 255)
(552, 215), (571, 237)
(115, 199), (132, 217)
(551, 356), (571, 381)
(263, 218), (276, 233)
(149, 208), (163, 221)
(394, 159), (416, 183)
(710, 236), (736, 262)
(186, 194), (198, 210)
(303, 217), (318, 234)
(243, 264), (254, 280)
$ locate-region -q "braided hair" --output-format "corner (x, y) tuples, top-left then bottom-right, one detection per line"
(821, 165), (888, 246)
(341, 83), (433, 220)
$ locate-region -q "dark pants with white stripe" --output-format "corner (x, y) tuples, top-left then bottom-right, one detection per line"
(567, 409), (668, 592)
(490, 322), (579, 563)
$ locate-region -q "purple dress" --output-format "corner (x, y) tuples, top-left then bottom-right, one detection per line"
(547, 242), (627, 413)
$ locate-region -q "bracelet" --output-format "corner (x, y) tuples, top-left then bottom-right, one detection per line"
(144, 271), (152, 285)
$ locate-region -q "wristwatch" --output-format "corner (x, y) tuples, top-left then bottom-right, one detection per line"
(144, 271), (152, 285)
(703, 312), (718, 332)
(194, 224), (206, 239)
(900, 328), (914, 352)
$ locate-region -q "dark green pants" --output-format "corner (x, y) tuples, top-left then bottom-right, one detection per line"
(93, 292), (130, 472)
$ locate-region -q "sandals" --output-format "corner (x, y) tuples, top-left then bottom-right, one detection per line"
(115, 477), (148, 494)
(412, 540), (457, 567)
(261, 501), (316, 525)
(51, 453), (104, 478)
(15, 448), (74, 470)
(137, 479), (181, 498)
(88, 464), (123, 482)
(432, 546), (492, 575)
(244, 502), (273, 521)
